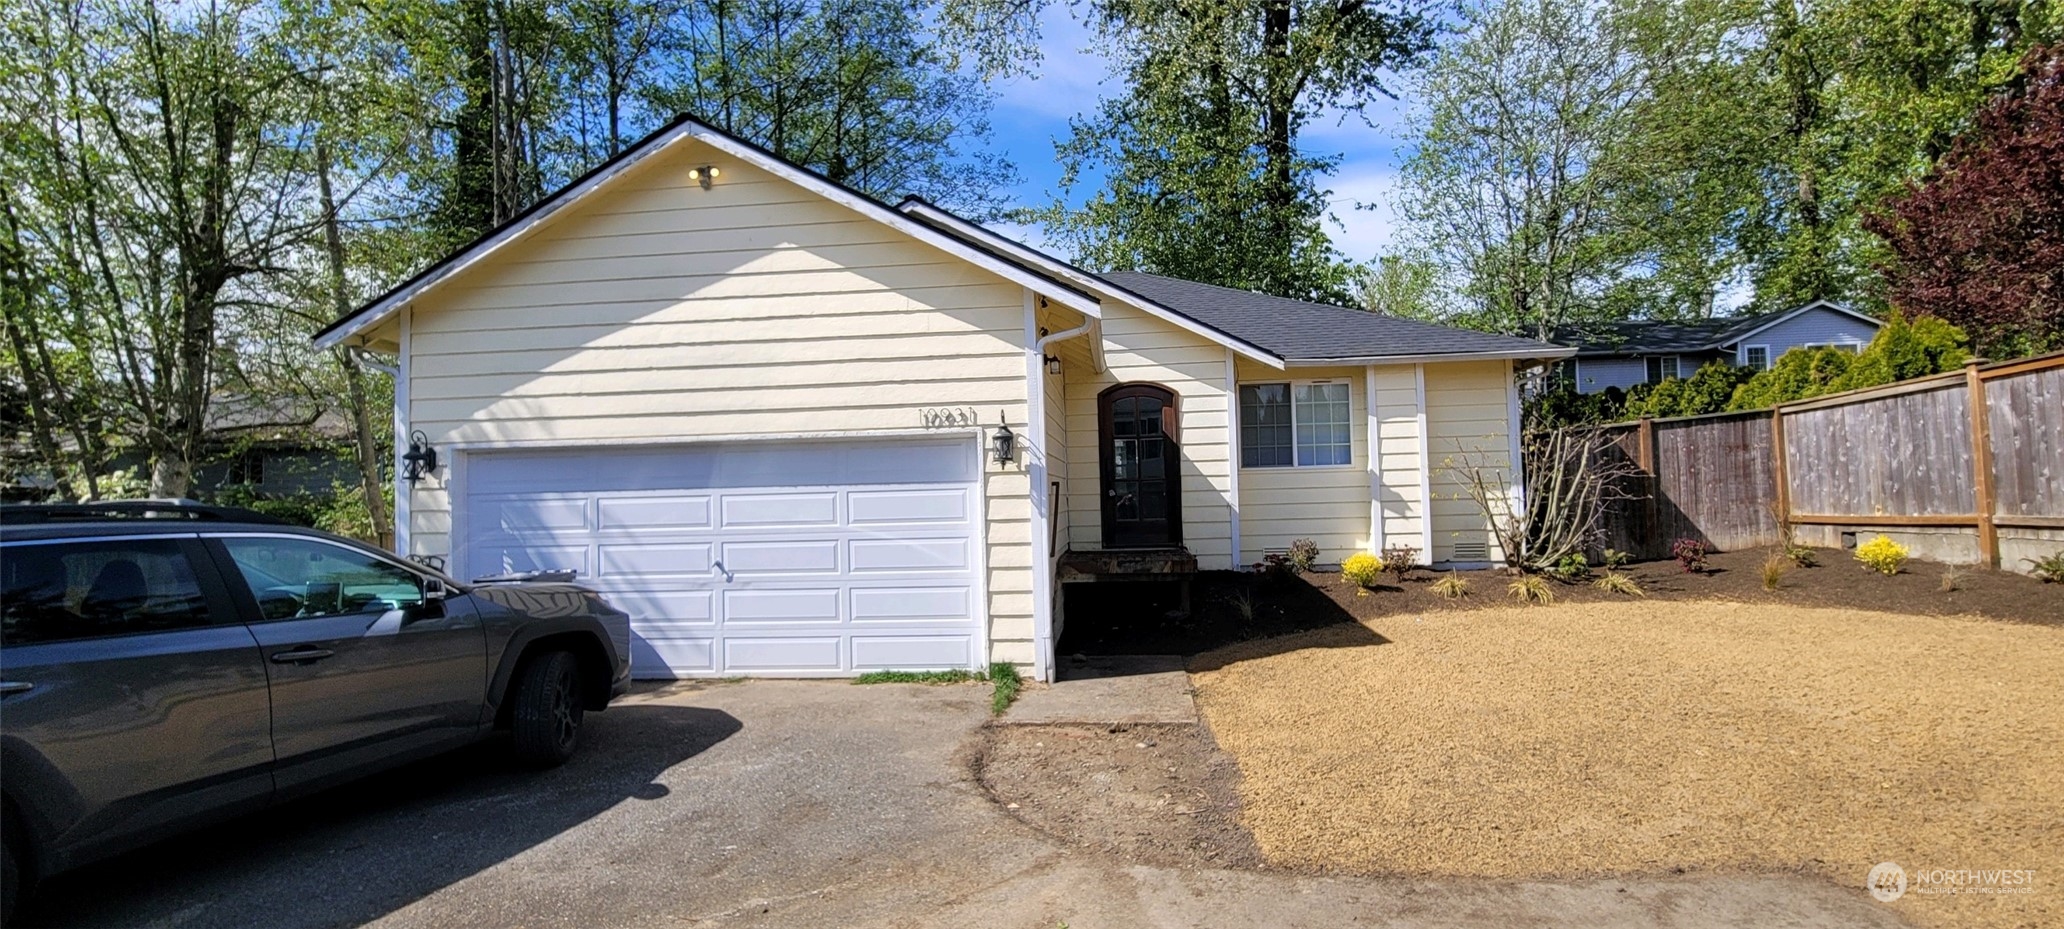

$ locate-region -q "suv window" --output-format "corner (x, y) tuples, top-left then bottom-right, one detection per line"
(1, 539), (215, 646)
(220, 536), (424, 620)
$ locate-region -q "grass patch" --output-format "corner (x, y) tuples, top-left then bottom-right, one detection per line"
(850, 662), (1025, 716)
(988, 661), (1023, 716)
(852, 669), (982, 685)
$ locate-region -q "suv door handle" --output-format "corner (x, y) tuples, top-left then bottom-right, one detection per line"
(0, 681), (32, 696)
(269, 648), (335, 665)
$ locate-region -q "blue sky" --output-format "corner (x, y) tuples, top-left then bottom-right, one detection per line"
(972, 6), (1414, 266)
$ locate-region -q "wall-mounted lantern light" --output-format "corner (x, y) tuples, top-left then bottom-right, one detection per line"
(687, 165), (720, 190)
(401, 430), (439, 485)
(1045, 354), (1062, 375)
(991, 412), (1017, 465)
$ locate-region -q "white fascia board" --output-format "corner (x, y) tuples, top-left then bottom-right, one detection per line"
(898, 201), (1286, 369)
(316, 118), (1104, 350)
(1284, 347), (1576, 367)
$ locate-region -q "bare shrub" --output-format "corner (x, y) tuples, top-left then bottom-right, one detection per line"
(1439, 423), (1644, 574)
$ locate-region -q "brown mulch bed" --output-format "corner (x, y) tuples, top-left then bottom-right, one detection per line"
(1190, 601), (2064, 929)
(1057, 547), (2063, 656)
(972, 722), (1261, 871)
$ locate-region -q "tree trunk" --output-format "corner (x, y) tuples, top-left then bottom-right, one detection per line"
(1260, 0), (1296, 252)
(317, 132), (395, 547)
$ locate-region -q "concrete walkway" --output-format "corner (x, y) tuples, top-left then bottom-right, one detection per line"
(1003, 654), (1199, 725)
(34, 681), (1915, 929)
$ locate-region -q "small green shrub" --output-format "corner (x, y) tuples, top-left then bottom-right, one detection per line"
(1287, 538), (1321, 574)
(1786, 544), (1819, 567)
(1341, 552), (1384, 588)
(1592, 570), (1644, 596)
(1229, 588), (1257, 622)
(1552, 552), (1590, 581)
(1853, 535), (1910, 575)
(1601, 548), (1632, 570)
(1431, 572), (1470, 599)
(1938, 566), (1967, 592)
(1507, 574), (1555, 604)
(988, 662), (1023, 715)
(1671, 538), (1710, 574)
(2026, 550), (2064, 584)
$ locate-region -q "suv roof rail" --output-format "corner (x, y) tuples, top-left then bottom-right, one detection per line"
(0, 498), (293, 526)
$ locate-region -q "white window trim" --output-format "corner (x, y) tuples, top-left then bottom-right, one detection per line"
(1645, 355), (1681, 384)
(1238, 378), (1358, 471)
(1802, 341), (1866, 354)
(1741, 344), (1772, 370)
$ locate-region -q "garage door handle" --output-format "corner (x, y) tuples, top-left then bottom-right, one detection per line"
(712, 560), (734, 582)
(270, 648), (335, 665)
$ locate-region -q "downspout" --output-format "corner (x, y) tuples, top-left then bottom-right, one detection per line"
(1037, 319), (1095, 355)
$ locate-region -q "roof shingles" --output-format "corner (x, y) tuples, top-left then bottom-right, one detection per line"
(1097, 271), (1568, 363)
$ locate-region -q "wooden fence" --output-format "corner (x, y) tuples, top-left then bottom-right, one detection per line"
(1586, 351), (2064, 570)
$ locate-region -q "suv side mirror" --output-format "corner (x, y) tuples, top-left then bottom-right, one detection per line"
(422, 577), (448, 602)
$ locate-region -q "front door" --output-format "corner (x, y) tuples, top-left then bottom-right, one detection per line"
(1099, 383), (1182, 548)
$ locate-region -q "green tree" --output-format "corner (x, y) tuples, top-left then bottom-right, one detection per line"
(1725, 311), (1970, 409)
(1398, 0), (1665, 340)
(1356, 254), (1445, 320)
(1622, 361), (1757, 419)
(1037, 0), (1433, 302)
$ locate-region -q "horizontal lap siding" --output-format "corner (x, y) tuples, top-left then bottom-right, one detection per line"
(1425, 361), (1514, 563)
(1370, 365), (1427, 554)
(1063, 302), (1236, 569)
(400, 141), (1034, 662)
(1234, 361), (1370, 567)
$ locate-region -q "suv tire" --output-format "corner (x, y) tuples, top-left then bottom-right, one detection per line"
(511, 650), (584, 768)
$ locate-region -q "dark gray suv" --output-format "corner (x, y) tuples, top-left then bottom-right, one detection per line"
(0, 501), (632, 920)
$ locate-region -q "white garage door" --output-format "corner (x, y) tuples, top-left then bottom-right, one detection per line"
(459, 438), (983, 678)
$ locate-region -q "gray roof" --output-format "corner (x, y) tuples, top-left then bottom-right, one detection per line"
(1558, 301), (1878, 356)
(1096, 271), (1568, 363)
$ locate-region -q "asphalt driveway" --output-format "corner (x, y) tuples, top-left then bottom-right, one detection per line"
(23, 681), (1909, 929)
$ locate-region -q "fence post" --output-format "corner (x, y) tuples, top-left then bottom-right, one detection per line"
(1770, 408), (1791, 534)
(1967, 361), (1999, 567)
(1637, 417), (1658, 550)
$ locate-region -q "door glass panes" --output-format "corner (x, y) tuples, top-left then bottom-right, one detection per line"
(1293, 383), (1352, 466)
(221, 537), (423, 621)
(1239, 384), (1293, 467)
(0, 540), (213, 645)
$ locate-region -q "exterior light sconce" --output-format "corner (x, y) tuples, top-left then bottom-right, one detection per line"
(991, 412), (1017, 465)
(688, 165), (720, 189)
(1046, 354), (1062, 375)
(401, 430), (439, 485)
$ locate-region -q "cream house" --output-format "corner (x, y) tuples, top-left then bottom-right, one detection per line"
(314, 115), (1571, 682)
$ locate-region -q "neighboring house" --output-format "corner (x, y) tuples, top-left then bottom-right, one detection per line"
(1559, 300), (1882, 394)
(311, 114), (1570, 682)
(1, 396), (358, 500)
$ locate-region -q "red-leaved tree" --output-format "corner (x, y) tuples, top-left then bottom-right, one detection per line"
(1868, 47), (2064, 358)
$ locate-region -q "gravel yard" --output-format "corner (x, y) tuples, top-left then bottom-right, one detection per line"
(1190, 602), (2064, 929)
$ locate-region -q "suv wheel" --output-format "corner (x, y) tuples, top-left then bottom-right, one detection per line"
(511, 650), (584, 767)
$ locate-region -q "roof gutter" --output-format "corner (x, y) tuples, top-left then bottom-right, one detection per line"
(1282, 347), (1576, 367)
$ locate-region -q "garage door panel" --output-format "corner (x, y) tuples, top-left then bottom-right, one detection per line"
(723, 588), (841, 624)
(597, 496), (710, 530)
(475, 542), (588, 577)
(851, 587), (971, 623)
(601, 587), (713, 623)
(721, 492), (838, 528)
(477, 497), (589, 533)
(849, 489), (970, 525)
(850, 538), (970, 573)
(464, 438), (982, 678)
(724, 636), (843, 672)
(598, 542), (713, 577)
(720, 540), (840, 574)
(850, 635), (973, 671)
(633, 635), (714, 677)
